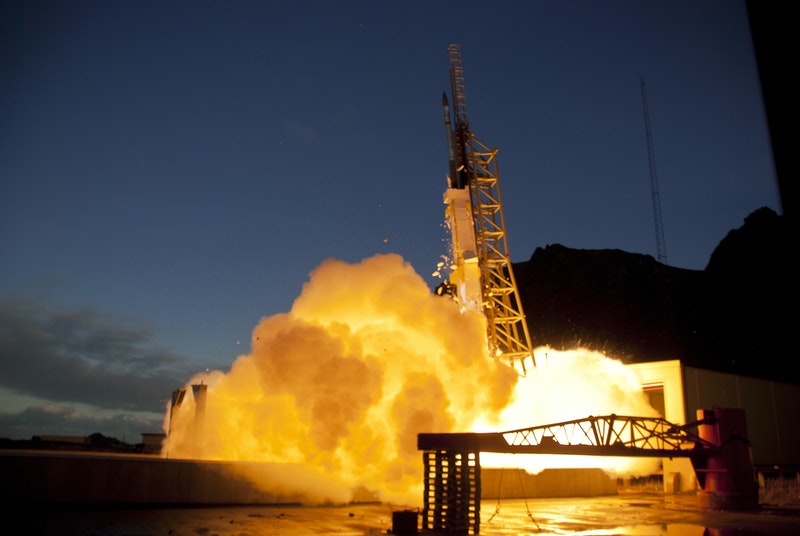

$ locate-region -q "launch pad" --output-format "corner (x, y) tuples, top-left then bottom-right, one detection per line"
(418, 408), (759, 534)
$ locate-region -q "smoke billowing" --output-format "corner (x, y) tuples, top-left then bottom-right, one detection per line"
(164, 253), (658, 505)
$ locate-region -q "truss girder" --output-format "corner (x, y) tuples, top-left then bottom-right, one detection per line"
(463, 131), (535, 374)
(419, 414), (717, 459)
(445, 43), (535, 375)
(500, 414), (715, 456)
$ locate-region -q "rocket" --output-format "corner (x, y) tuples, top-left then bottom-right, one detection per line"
(442, 92), (459, 189)
(441, 92), (481, 311)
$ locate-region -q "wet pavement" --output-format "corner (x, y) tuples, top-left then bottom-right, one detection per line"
(475, 492), (800, 535)
(4, 492), (800, 535)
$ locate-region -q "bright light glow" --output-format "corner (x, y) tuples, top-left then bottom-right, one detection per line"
(163, 253), (659, 505)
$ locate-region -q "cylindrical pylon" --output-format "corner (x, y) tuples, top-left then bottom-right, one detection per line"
(692, 408), (759, 510)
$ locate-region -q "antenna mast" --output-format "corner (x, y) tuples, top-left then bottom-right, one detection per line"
(639, 74), (668, 265)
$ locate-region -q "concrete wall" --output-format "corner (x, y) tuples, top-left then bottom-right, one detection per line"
(682, 366), (800, 468)
(629, 360), (697, 492)
(628, 361), (800, 493)
(0, 451), (318, 505)
(481, 468), (618, 499)
(1, 451), (620, 505)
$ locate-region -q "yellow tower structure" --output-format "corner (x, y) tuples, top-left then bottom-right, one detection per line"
(440, 44), (535, 375)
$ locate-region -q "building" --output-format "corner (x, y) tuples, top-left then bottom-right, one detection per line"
(629, 360), (800, 492)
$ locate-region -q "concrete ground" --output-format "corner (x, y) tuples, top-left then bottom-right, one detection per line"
(4, 492), (800, 535)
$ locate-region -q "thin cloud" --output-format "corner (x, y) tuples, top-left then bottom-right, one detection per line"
(0, 296), (198, 414)
(0, 404), (163, 441)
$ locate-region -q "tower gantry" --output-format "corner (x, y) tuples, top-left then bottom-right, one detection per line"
(440, 44), (535, 375)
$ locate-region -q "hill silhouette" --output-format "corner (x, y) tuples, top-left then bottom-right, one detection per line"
(513, 207), (797, 385)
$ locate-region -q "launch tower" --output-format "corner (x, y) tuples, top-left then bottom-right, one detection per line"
(440, 44), (535, 375)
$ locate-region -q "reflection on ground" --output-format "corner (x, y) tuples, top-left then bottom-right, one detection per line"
(478, 493), (800, 535)
(6, 492), (800, 535)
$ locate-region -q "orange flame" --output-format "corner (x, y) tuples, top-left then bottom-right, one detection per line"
(163, 253), (658, 504)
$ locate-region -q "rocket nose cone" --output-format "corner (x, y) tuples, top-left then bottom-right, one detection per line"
(442, 92), (449, 107)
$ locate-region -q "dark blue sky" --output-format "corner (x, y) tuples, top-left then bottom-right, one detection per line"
(0, 1), (779, 439)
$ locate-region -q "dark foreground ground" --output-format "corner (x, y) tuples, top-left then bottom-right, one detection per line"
(4, 492), (800, 536)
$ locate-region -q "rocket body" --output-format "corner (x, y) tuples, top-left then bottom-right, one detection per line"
(442, 92), (481, 310)
(443, 187), (481, 310)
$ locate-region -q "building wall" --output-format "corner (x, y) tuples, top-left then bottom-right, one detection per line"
(481, 468), (617, 499)
(682, 366), (800, 468)
(628, 361), (800, 493)
(628, 360), (695, 492)
(0, 451), (333, 505)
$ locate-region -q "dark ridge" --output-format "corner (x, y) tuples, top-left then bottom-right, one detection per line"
(513, 207), (798, 385)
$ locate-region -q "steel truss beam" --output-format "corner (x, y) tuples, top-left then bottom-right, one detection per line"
(419, 413), (718, 458)
(448, 44), (535, 375)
